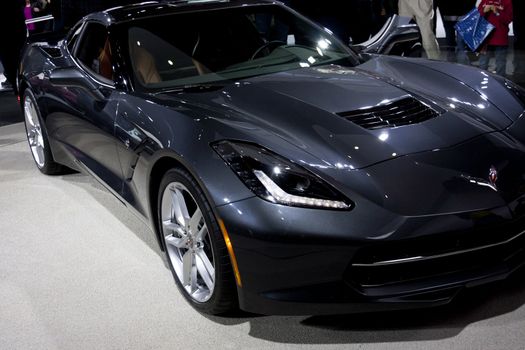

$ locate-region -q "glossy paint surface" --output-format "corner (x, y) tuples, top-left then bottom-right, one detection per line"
(18, 0), (525, 315)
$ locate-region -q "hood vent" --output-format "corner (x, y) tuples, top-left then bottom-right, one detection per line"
(337, 97), (441, 130)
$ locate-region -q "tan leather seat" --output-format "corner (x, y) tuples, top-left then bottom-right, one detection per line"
(97, 38), (113, 81)
(193, 59), (210, 75)
(131, 44), (161, 85)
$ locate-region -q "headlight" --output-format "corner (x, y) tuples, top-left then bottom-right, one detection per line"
(213, 141), (353, 210)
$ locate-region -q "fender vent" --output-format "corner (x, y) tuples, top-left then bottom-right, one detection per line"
(337, 97), (440, 130)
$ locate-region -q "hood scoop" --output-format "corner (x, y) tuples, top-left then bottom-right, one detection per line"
(337, 96), (442, 130)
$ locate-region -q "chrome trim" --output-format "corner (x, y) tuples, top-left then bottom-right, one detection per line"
(72, 58), (116, 90)
(26, 15), (54, 25)
(352, 229), (525, 267)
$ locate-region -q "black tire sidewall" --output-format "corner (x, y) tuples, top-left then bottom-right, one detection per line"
(157, 168), (236, 314)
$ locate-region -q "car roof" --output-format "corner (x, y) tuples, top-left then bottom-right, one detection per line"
(84, 0), (278, 25)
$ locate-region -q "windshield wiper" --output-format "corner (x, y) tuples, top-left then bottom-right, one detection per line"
(158, 83), (225, 94)
(219, 57), (300, 75)
(181, 84), (224, 92)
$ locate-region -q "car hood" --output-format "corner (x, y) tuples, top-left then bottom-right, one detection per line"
(160, 56), (514, 170)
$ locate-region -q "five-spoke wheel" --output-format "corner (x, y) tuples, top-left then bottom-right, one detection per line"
(161, 182), (216, 302)
(158, 168), (237, 313)
(24, 94), (46, 168)
(22, 89), (65, 175)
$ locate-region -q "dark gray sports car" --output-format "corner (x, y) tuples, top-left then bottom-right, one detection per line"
(19, 0), (525, 315)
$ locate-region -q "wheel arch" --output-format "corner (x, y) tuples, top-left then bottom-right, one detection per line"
(18, 79), (43, 116)
(18, 79), (29, 97)
(147, 152), (221, 252)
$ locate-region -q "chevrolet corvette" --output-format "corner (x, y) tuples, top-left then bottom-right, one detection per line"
(19, 0), (525, 315)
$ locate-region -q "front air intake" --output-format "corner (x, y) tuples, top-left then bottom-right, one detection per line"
(337, 96), (440, 130)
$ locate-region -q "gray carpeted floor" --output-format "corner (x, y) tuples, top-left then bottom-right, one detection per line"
(1, 122), (525, 350)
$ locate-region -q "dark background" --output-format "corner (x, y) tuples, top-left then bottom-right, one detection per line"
(2, 0), (523, 127)
(55, 0), (392, 44)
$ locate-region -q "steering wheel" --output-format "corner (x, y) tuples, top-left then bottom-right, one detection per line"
(250, 40), (286, 60)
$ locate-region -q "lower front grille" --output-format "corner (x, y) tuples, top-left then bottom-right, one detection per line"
(346, 217), (525, 293)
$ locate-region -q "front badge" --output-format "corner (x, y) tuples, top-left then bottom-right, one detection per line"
(488, 166), (498, 189)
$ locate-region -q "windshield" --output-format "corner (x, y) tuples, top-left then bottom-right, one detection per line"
(126, 4), (359, 91)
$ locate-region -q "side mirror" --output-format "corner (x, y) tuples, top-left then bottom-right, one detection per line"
(49, 67), (105, 100)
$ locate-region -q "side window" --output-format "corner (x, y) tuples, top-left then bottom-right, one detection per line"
(75, 22), (114, 83)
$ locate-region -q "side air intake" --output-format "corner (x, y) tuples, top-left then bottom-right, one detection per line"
(39, 46), (63, 58)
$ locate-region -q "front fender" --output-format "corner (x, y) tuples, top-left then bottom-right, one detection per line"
(400, 58), (525, 121)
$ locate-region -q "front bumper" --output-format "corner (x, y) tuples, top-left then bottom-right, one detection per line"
(216, 196), (525, 315)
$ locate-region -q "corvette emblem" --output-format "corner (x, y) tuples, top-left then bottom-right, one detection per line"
(488, 166), (498, 187)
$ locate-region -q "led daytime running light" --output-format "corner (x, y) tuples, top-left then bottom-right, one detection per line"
(253, 170), (350, 209)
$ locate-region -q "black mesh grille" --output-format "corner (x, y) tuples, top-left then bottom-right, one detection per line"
(337, 97), (440, 130)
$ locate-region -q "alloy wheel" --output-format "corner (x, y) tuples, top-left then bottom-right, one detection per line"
(161, 182), (216, 302)
(24, 95), (45, 168)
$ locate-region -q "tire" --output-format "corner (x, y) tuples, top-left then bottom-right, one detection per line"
(23, 89), (66, 175)
(158, 168), (238, 314)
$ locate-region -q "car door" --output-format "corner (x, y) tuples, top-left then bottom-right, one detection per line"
(46, 21), (124, 193)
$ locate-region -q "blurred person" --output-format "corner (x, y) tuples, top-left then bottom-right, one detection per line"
(513, 0), (524, 78)
(0, 0), (26, 91)
(49, 0), (65, 32)
(0, 61), (6, 88)
(478, 0), (513, 76)
(372, 0), (398, 32)
(433, 0), (438, 34)
(398, 0), (440, 59)
(24, 0), (37, 34)
(435, 0), (476, 63)
(33, 0), (53, 32)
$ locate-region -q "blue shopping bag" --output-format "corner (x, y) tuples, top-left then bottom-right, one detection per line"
(455, 9), (495, 52)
